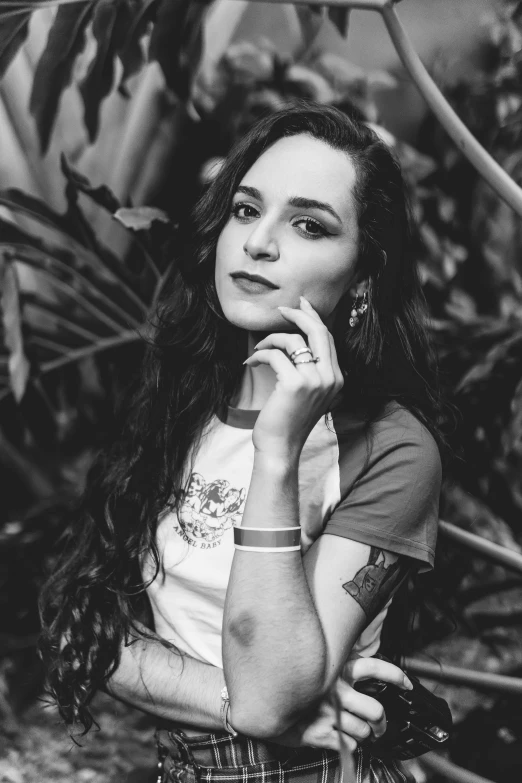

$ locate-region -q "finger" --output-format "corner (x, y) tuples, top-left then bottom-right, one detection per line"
(344, 657), (413, 691)
(298, 296), (324, 324)
(299, 720), (358, 753)
(243, 348), (322, 388)
(334, 680), (387, 738)
(327, 332), (344, 388)
(243, 347), (300, 380)
(253, 333), (310, 360)
(335, 709), (372, 743)
(277, 304), (334, 382)
(295, 299), (343, 389)
(323, 731), (358, 754)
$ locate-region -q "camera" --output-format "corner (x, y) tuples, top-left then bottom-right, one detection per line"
(354, 664), (452, 760)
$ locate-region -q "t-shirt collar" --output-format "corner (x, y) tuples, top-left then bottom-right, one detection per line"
(217, 405), (260, 429)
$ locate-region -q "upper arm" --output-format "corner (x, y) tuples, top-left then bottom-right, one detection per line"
(302, 412), (441, 690)
(302, 537), (412, 689)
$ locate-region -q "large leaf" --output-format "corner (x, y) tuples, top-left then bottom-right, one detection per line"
(149, 0), (208, 99)
(60, 154), (121, 214)
(79, 0), (129, 142)
(0, 191), (137, 299)
(60, 156), (169, 288)
(2, 188), (76, 237)
(117, 0), (160, 93)
(294, 5), (325, 59)
(0, 162), (175, 403)
(0, 258), (30, 402)
(29, 1), (97, 154)
(456, 329), (522, 393)
(114, 206), (170, 231)
(0, 4), (32, 79)
(328, 7), (351, 38)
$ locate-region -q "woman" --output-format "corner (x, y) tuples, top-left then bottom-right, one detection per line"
(40, 102), (445, 783)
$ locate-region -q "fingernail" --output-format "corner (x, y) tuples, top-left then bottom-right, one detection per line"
(277, 306), (288, 311)
(403, 677), (413, 690)
(243, 358), (250, 365)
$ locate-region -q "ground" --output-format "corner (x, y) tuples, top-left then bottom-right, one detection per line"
(0, 693), (157, 783)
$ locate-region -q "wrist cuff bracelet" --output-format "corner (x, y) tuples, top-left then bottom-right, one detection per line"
(233, 526), (301, 549)
(220, 685), (238, 736)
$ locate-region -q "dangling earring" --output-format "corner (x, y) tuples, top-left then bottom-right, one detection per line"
(349, 291), (368, 328)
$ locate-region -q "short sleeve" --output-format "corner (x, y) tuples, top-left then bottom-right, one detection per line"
(323, 407), (442, 570)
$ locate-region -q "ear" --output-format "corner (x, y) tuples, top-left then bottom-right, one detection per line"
(348, 278), (369, 299)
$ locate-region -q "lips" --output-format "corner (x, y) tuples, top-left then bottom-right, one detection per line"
(230, 272), (279, 289)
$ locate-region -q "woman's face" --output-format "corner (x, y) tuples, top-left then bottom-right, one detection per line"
(215, 134), (360, 333)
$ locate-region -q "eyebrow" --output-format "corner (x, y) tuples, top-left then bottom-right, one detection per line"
(235, 185), (342, 224)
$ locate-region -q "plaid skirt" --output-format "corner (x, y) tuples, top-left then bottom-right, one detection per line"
(155, 727), (414, 783)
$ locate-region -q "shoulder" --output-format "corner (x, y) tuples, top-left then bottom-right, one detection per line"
(370, 402), (441, 470)
(326, 403), (441, 569)
(330, 401), (442, 506)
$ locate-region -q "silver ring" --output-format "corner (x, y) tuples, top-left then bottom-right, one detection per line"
(293, 356), (320, 365)
(289, 347), (312, 361)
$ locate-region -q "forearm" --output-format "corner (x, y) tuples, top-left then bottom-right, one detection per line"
(106, 624), (224, 730)
(223, 455), (327, 737)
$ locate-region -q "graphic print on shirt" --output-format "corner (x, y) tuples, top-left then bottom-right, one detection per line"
(175, 472), (247, 548)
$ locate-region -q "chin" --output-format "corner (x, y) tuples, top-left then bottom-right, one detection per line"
(221, 302), (289, 333)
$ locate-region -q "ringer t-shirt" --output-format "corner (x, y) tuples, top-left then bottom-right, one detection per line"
(143, 402), (441, 669)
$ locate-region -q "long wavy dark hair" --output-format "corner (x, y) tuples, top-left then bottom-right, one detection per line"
(39, 102), (448, 732)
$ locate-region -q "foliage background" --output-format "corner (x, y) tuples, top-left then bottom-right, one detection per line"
(1, 1), (522, 781)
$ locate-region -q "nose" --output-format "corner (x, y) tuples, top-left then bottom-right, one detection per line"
(243, 221), (279, 262)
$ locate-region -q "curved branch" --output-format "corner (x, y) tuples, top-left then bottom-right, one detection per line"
(405, 657), (522, 695)
(439, 519), (522, 575)
(237, 0), (522, 216)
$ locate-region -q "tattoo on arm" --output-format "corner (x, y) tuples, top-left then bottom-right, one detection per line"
(342, 547), (411, 620)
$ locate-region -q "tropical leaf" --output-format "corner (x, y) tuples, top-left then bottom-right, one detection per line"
(0, 214), (46, 247)
(60, 154), (121, 214)
(1, 188), (75, 236)
(0, 193), (136, 306)
(60, 156), (172, 286)
(0, 3), (33, 79)
(80, 0), (128, 142)
(328, 7), (351, 38)
(0, 158), (175, 404)
(294, 5), (325, 60)
(149, 0), (208, 99)
(456, 329), (522, 393)
(0, 258), (30, 402)
(2, 242), (139, 333)
(117, 0), (160, 93)
(0, 240), (141, 405)
(29, 1), (97, 154)
(113, 206), (170, 231)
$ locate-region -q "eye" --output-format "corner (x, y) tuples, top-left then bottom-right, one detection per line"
(231, 202), (259, 221)
(294, 218), (328, 240)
